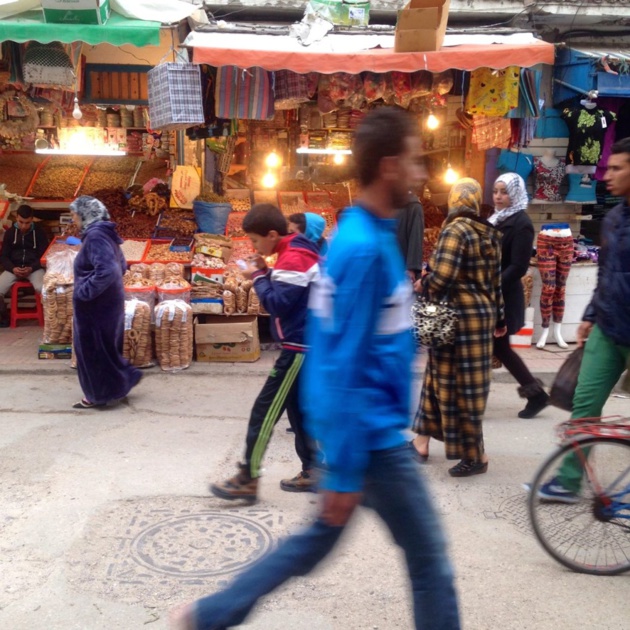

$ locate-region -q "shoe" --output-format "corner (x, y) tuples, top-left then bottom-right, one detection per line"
(72, 399), (104, 409)
(448, 459), (488, 477)
(408, 440), (428, 463)
(537, 477), (579, 504)
(280, 469), (317, 493)
(517, 380), (550, 419)
(210, 463), (258, 503)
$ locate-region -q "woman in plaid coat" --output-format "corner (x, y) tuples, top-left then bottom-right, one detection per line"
(411, 179), (506, 477)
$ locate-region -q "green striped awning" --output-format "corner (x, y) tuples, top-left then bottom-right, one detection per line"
(0, 10), (161, 47)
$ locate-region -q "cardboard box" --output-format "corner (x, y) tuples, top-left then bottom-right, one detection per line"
(195, 315), (260, 362)
(394, 0), (450, 53)
(38, 344), (72, 360)
(42, 0), (110, 25)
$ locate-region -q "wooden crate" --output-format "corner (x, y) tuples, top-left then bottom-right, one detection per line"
(85, 64), (150, 106)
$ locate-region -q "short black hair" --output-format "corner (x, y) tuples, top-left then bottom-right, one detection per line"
(288, 213), (306, 233)
(242, 204), (288, 237)
(352, 107), (419, 187)
(17, 204), (34, 219)
(611, 137), (630, 159)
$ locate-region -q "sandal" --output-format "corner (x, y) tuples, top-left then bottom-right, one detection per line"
(72, 399), (103, 409)
(448, 459), (488, 477)
(408, 440), (429, 463)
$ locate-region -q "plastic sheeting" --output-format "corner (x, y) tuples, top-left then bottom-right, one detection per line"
(111, 0), (201, 24)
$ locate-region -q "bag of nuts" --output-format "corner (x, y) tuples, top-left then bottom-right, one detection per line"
(123, 299), (154, 368)
(154, 299), (193, 372)
(42, 249), (77, 344)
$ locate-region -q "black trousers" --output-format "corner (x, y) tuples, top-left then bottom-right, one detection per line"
(493, 333), (536, 388)
(244, 349), (313, 478)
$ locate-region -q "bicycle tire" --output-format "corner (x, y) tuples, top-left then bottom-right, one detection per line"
(529, 436), (630, 576)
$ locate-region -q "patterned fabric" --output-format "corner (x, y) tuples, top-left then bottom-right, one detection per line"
(466, 67), (520, 117)
(488, 173), (529, 226)
(562, 106), (616, 166)
(471, 115), (511, 151)
(70, 196), (109, 232)
(447, 178), (482, 216)
(413, 217), (504, 461)
(537, 234), (573, 328)
(533, 157), (565, 202)
(274, 71), (309, 110)
(147, 63), (205, 131)
(215, 66), (274, 121)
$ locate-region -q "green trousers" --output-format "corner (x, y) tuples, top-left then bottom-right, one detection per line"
(558, 325), (630, 492)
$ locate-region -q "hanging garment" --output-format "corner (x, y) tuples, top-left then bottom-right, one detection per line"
(562, 106), (616, 166)
(496, 150), (534, 183)
(536, 233), (574, 328)
(471, 116), (511, 151)
(466, 67), (520, 117)
(535, 107), (569, 139)
(215, 66), (274, 121)
(565, 173), (597, 204)
(533, 157), (566, 202)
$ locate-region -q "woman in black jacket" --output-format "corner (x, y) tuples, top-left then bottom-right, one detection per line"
(489, 173), (549, 418)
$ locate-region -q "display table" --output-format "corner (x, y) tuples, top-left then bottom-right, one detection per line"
(528, 262), (598, 344)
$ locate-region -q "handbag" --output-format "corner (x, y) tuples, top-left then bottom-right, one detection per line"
(549, 346), (584, 411)
(411, 295), (459, 348)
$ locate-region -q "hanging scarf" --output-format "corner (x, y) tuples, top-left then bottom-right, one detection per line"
(488, 173), (528, 225)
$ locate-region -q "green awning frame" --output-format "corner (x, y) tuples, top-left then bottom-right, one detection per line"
(0, 10), (161, 47)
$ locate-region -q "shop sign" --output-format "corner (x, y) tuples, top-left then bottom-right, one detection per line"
(42, 0), (111, 25)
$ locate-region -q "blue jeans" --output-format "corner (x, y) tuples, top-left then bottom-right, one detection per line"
(194, 444), (460, 630)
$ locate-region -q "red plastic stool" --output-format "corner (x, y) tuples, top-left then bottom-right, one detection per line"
(10, 281), (44, 328)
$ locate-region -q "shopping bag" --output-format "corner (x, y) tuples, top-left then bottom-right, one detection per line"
(549, 346), (584, 411)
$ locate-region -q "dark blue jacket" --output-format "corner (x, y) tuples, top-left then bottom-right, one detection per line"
(252, 233), (320, 351)
(583, 202), (630, 345)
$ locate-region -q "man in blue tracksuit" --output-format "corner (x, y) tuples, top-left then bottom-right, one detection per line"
(171, 108), (461, 630)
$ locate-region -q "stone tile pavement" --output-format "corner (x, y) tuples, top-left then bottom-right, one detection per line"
(0, 322), (574, 382)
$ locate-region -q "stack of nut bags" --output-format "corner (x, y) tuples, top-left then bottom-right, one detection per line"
(122, 299), (154, 368)
(42, 249), (77, 344)
(154, 300), (193, 372)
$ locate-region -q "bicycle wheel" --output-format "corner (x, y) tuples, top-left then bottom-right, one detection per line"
(529, 436), (630, 575)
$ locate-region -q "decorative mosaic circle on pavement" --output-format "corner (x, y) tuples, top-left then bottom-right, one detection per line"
(483, 493), (533, 536)
(65, 496), (311, 607)
(130, 512), (274, 577)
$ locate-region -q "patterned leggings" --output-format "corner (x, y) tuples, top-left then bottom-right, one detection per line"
(536, 234), (573, 328)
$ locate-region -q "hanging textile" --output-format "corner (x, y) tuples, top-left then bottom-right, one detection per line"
(471, 116), (512, 151)
(274, 70), (310, 110)
(466, 67), (520, 117)
(214, 66), (274, 121)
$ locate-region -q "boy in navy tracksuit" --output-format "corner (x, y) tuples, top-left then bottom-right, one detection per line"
(211, 204), (320, 502)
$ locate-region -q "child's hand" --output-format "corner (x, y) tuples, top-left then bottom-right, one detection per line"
(240, 254), (267, 279)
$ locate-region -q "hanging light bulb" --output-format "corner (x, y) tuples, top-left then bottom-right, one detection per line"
(426, 113), (439, 130)
(262, 172), (277, 189)
(265, 151), (281, 169)
(444, 164), (459, 185)
(333, 153), (345, 165)
(72, 96), (83, 121)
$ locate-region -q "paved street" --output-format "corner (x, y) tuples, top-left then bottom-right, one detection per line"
(1, 361), (629, 630)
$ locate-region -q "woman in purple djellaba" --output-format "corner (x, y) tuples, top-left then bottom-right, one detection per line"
(70, 196), (141, 409)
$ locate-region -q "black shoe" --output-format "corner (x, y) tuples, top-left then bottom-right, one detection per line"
(448, 459), (488, 477)
(518, 391), (550, 419)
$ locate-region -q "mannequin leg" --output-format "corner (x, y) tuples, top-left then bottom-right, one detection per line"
(536, 327), (550, 349)
(552, 322), (568, 349)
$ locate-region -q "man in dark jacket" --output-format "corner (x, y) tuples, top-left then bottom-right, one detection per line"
(537, 137), (630, 502)
(0, 205), (49, 325)
(396, 192), (425, 282)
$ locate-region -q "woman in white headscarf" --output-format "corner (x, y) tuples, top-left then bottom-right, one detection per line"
(489, 173), (549, 418)
(70, 196), (142, 409)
